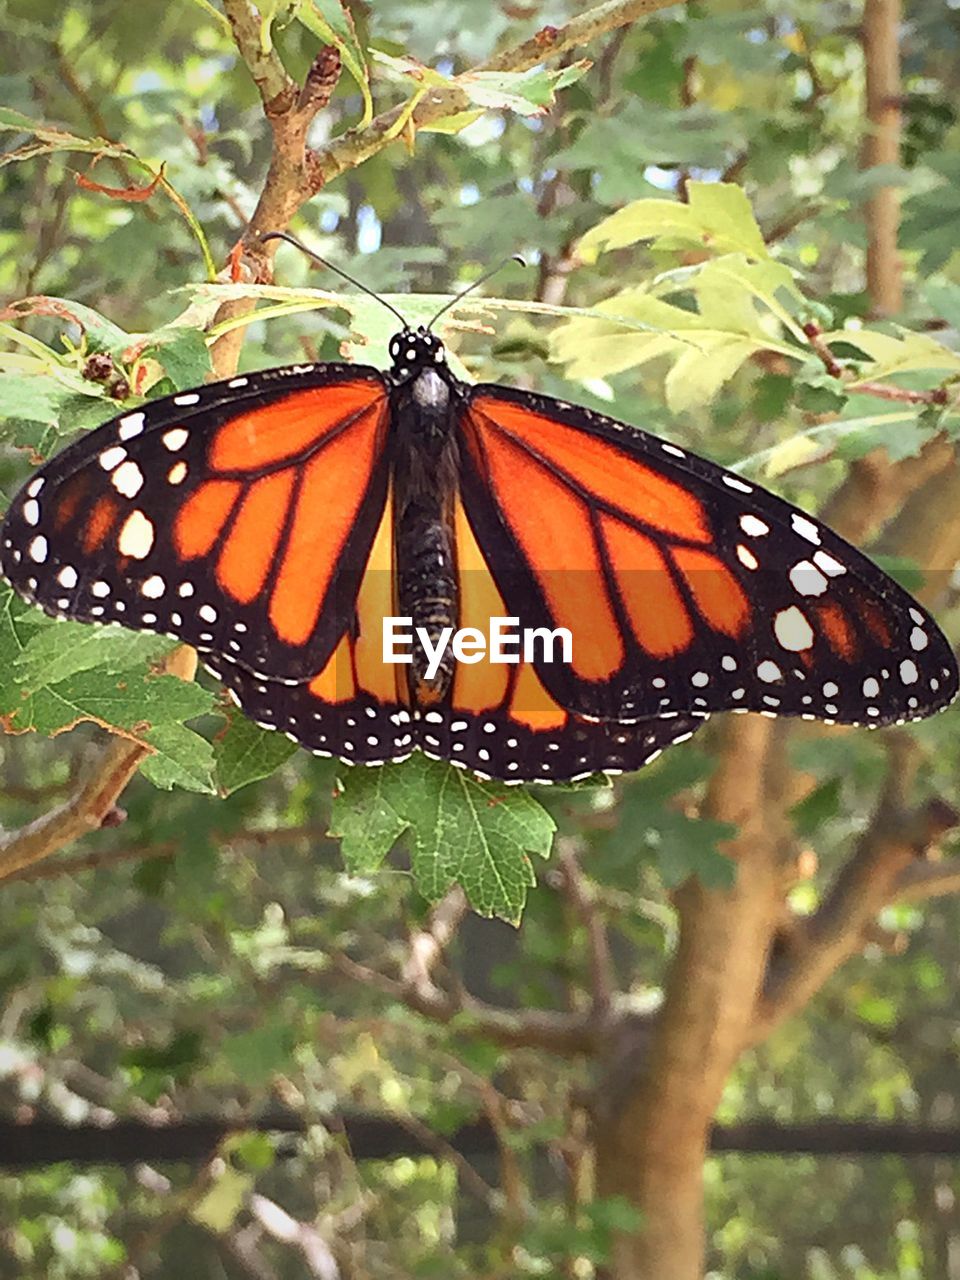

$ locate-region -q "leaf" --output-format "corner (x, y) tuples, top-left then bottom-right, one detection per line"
(214, 709), (298, 796)
(141, 722), (216, 793)
(579, 181), (770, 263)
(139, 326), (212, 391)
(456, 63), (591, 116)
(550, 289), (791, 408)
(820, 327), (960, 382)
(0, 295), (131, 355)
(330, 754), (555, 922)
(299, 0), (372, 126)
(15, 621), (174, 686)
(0, 374), (104, 429)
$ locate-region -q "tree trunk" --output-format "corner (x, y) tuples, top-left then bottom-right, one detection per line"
(594, 718), (786, 1279)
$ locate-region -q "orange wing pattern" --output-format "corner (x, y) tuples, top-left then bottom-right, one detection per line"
(459, 386), (957, 726)
(212, 494), (705, 780)
(2, 367), (391, 683)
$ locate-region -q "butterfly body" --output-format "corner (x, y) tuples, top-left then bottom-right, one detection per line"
(1, 323), (956, 782)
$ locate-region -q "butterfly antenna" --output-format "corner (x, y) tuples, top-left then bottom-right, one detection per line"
(426, 254), (527, 331)
(260, 231), (409, 328)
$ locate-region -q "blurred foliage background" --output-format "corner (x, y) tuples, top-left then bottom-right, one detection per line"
(2, 1), (960, 1277)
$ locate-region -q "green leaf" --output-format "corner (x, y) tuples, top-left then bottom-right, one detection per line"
(141, 722), (216, 793)
(331, 754), (555, 922)
(579, 182), (769, 262)
(456, 63), (591, 116)
(141, 326), (212, 391)
(213, 708), (298, 796)
(0, 296), (131, 355)
(0, 373), (108, 432)
(220, 1014), (297, 1086)
(551, 289), (794, 409)
(299, 0), (373, 126)
(14, 621), (174, 686)
(821, 327), (960, 381)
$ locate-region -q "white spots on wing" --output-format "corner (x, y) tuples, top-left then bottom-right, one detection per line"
(178, 582), (194, 598)
(174, 392), (200, 406)
(118, 510), (154, 559)
(199, 604), (218, 623)
(909, 608), (924, 625)
(812, 549), (846, 577)
(736, 544), (759, 571)
(722, 474), (753, 494)
(118, 412), (145, 440)
(662, 442), (686, 459)
(162, 427), (189, 451)
(652, 676), (666, 689)
(28, 535), (48, 563)
(910, 627), (929, 652)
(57, 565), (78, 589)
(722, 655), (738, 672)
(862, 676), (880, 698)
(26, 477), (44, 498)
(111, 460), (144, 498)
(22, 499), (39, 526)
(228, 377), (249, 389)
(141, 575), (165, 599)
(99, 445), (127, 471)
(822, 681), (839, 697)
(791, 513), (822, 545)
(757, 659), (782, 683)
(91, 581), (110, 598)
(773, 606), (814, 653)
(167, 461), (188, 485)
(900, 659), (918, 685)
(739, 514), (770, 537)
(691, 672), (709, 688)
(789, 560), (828, 596)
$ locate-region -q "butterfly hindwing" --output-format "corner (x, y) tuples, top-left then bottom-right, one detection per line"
(458, 385), (958, 727)
(0, 365), (391, 683)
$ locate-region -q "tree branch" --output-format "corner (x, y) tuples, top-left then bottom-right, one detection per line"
(0, 646), (197, 885)
(862, 0), (903, 316)
(751, 735), (960, 1041)
(556, 838), (616, 1018)
(333, 951), (602, 1056)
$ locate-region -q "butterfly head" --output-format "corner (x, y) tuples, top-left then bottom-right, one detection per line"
(388, 327), (447, 381)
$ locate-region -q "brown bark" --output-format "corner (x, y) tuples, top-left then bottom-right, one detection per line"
(594, 719), (786, 1278)
(863, 0), (903, 316)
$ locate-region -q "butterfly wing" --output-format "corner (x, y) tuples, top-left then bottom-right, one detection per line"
(457, 385), (958, 727)
(212, 483), (415, 765)
(1, 365), (391, 683)
(215, 492), (704, 781)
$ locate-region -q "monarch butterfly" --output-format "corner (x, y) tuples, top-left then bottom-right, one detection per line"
(1, 287), (956, 783)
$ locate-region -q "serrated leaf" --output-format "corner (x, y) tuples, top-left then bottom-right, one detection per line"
(551, 290), (788, 406)
(299, 0), (372, 126)
(213, 709), (298, 796)
(0, 373), (107, 429)
(456, 63), (590, 116)
(0, 296), (131, 355)
(15, 621), (174, 686)
(331, 754), (555, 922)
(141, 326), (212, 391)
(821, 327), (960, 382)
(141, 721), (216, 793)
(580, 181), (769, 263)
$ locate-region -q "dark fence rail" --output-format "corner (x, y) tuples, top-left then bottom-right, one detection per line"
(2, 1116), (960, 1168)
